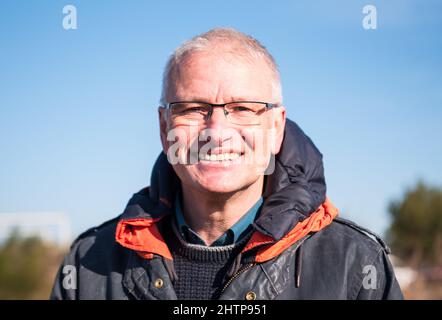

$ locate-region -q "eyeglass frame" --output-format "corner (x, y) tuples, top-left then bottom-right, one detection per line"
(161, 101), (280, 122)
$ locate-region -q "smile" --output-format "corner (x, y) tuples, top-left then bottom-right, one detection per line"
(198, 152), (243, 162)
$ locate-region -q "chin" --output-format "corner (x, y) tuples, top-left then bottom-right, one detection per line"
(196, 179), (244, 194)
(196, 170), (262, 195)
(176, 166), (260, 195)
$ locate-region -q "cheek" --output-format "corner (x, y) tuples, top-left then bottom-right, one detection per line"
(165, 126), (197, 149)
(162, 125), (196, 165)
(242, 128), (272, 154)
(241, 128), (274, 175)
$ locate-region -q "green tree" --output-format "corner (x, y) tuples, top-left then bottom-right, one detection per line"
(387, 181), (442, 266)
(0, 231), (65, 299)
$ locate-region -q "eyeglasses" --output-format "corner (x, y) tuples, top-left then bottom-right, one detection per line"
(161, 101), (279, 126)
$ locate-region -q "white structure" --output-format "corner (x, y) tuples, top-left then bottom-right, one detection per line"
(0, 212), (71, 246)
(390, 255), (418, 290)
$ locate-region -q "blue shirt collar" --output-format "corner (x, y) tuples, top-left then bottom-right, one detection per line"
(174, 190), (263, 246)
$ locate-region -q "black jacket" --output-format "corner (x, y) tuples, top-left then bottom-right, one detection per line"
(50, 119), (403, 300)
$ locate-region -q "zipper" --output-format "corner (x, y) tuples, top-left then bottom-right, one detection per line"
(219, 235), (312, 296)
(220, 262), (256, 294)
(218, 232), (315, 298)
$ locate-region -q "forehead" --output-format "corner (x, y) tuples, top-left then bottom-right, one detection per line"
(169, 51), (275, 102)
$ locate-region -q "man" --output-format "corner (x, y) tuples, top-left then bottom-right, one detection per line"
(51, 28), (403, 300)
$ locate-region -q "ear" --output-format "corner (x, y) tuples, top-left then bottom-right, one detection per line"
(270, 106), (286, 155)
(158, 107), (169, 155)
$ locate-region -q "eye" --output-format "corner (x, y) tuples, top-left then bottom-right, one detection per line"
(231, 106), (254, 112)
(183, 107), (208, 115)
(173, 104), (207, 115)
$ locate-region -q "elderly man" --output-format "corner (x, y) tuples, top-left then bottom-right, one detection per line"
(51, 28), (403, 300)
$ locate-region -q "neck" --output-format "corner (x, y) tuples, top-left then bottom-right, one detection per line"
(180, 177), (264, 246)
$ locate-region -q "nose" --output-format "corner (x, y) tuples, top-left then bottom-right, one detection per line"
(206, 106), (229, 129)
(202, 107), (235, 147)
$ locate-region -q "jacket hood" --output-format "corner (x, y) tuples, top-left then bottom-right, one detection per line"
(115, 118), (338, 261)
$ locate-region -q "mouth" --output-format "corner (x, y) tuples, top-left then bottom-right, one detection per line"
(198, 151), (244, 162)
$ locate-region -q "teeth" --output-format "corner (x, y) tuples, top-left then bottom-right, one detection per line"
(199, 152), (242, 161)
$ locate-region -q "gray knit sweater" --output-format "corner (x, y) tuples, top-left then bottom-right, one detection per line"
(160, 215), (253, 300)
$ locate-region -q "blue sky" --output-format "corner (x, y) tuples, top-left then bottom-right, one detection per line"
(1, 0), (441, 239)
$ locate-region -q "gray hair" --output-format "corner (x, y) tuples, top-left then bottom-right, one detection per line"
(160, 28), (283, 105)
